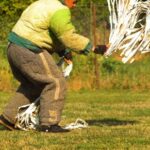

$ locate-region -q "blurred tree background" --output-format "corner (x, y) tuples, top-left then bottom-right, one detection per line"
(0, 0), (150, 91)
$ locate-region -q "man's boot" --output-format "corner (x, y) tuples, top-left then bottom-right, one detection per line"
(0, 115), (15, 130)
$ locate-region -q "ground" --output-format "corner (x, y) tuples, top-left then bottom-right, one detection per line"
(0, 89), (150, 150)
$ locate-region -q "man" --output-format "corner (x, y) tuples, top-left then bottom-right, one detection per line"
(0, 0), (107, 132)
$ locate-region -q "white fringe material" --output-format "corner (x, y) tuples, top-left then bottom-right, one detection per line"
(15, 98), (40, 131)
(105, 0), (150, 63)
(63, 118), (88, 130)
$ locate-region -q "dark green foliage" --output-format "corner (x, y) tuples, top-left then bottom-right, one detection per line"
(0, 0), (36, 42)
(101, 58), (122, 74)
(0, 0), (35, 17)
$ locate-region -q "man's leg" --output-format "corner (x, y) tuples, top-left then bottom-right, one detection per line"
(1, 43), (41, 129)
(4, 43), (67, 131)
(2, 84), (39, 124)
(37, 51), (68, 132)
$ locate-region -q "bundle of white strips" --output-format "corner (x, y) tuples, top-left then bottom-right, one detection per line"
(105, 0), (150, 63)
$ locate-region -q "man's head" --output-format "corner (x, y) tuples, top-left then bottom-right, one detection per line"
(64, 0), (79, 8)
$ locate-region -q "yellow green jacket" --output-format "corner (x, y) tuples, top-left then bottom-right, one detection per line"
(8, 0), (92, 54)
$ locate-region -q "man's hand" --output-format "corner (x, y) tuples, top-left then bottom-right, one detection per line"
(64, 51), (72, 60)
(58, 49), (73, 64)
(64, 58), (73, 65)
(57, 50), (73, 77)
(93, 45), (108, 55)
(64, 51), (73, 65)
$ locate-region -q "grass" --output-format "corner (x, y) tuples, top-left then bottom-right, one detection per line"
(0, 90), (150, 150)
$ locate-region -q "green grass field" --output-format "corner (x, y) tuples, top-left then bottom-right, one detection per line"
(0, 90), (150, 150)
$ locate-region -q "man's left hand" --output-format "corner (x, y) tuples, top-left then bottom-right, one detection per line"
(93, 45), (108, 55)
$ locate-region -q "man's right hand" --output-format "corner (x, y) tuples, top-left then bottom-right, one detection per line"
(63, 50), (73, 65)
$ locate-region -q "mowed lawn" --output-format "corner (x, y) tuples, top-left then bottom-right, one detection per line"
(0, 90), (150, 150)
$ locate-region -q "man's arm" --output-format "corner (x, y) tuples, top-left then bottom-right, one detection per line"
(50, 8), (108, 59)
(50, 8), (92, 54)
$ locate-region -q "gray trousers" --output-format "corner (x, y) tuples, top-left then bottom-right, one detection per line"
(3, 43), (66, 126)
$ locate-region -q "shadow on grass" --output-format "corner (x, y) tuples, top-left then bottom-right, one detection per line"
(0, 126), (8, 131)
(86, 118), (138, 126)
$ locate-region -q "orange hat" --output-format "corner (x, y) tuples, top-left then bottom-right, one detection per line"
(64, 0), (78, 8)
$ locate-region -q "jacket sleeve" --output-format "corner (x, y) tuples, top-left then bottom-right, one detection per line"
(50, 8), (92, 53)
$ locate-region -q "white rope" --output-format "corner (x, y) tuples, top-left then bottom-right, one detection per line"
(105, 0), (150, 63)
(63, 118), (88, 130)
(15, 98), (40, 131)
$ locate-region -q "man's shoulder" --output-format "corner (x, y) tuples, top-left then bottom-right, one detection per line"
(39, 0), (67, 9)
